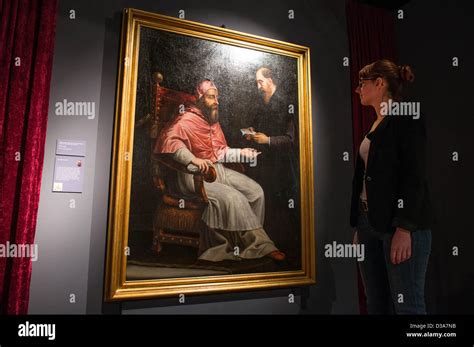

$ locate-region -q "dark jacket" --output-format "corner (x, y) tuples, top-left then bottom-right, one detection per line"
(250, 88), (298, 199)
(350, 115), (433, 234)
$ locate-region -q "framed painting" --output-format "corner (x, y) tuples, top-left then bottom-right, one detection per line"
(105, 8), (314, 300)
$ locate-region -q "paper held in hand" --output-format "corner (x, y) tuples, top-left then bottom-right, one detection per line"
(240, 128), (256, 136)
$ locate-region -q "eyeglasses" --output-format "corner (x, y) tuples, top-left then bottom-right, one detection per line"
(357, 77), (377, 88)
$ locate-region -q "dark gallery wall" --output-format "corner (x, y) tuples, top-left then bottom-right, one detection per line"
(29, 0), (473, 315)
(395, 0), (474, 313)
(29, 0), (358, 314)
(25, 0), (474, 314)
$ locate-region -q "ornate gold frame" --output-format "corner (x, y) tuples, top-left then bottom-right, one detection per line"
(105, 8), (314, 301)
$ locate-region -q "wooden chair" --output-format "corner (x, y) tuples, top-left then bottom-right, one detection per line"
(136, 72), (217, 255)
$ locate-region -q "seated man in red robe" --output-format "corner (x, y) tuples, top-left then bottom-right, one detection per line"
(155, 79), (285, 262)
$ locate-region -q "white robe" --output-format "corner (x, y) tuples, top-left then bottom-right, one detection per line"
(173, 148), (277, 262)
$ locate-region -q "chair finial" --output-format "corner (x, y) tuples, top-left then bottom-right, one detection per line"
(152, 72), (163, 84)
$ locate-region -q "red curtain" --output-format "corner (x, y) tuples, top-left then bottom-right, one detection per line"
(0, 0), (57, 314)
(345, 0), (397, 314)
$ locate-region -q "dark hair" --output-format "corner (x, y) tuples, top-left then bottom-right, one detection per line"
(257, 66), (279, 86)
(359, 59), (415, 100)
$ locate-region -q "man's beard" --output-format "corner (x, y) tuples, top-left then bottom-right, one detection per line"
(258, 88), (270, 101)
(198, 100), (219, 124)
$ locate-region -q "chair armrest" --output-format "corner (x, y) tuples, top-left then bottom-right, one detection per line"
(155, 153), (217, 204)
(155, 154), (217, 182)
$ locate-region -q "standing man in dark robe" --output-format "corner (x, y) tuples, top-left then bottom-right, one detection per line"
(244, 67), (300, 261)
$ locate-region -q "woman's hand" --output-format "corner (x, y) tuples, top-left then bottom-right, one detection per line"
(390, 227), (412, 264)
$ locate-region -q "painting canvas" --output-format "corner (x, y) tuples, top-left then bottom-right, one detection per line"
(105, 9), (314, 300)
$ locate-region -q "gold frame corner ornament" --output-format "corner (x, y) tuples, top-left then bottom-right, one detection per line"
(105, 8), (315, 301)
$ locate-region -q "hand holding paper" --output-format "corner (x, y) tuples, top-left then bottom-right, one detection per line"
(241, 127), (256, 140)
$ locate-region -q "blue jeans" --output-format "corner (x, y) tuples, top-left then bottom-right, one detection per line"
(356, 211), (432, 314)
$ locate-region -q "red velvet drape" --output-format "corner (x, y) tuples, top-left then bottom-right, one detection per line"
(345, 0), (397, 314)
(0, 0), (57, 314)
